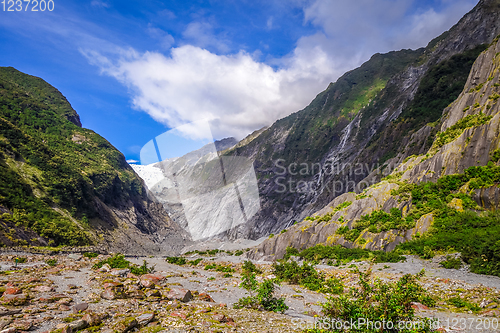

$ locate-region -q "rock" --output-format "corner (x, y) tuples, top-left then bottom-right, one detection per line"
(69, 319), (87, 330)
(145, 290), (161, 298)
(67, 284), (78, 290)
(136, 312), (155, 326)
(0, 293), (28, 306)
(213, 314), (232, 323)
(166, 288), (193, 303)
(110, 269), (130, 277)
(126, 290), (145, 299)
(72, 302), (88, 313)
(11, 319), (33, 330)
(0, 328), (16, 333)
(99, 263), (111, 272)
(113, 316), (137, 333)
(82, 312), (103, 327)
(170, 311), (187, 319)
(3, 285), (20, 295)
(33, 285), (54, 293)
(198, 293), (214, 302)
(482, 309), (500, 317)
(0, 317), (12, 330)
(410, 302), (429, 311)
(67, 254), (83, 261)
(59, 304), (71, 311)
(140, 274), (164, 289)
(100, 289), (118, 300)
(0, 307), (21, 316)
(60, 325), (73, 333)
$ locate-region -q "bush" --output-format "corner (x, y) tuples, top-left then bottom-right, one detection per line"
(83, 252), (98, 258)
(311, 269), (436, 333)
(234, 272), (288, 313)
(92, 254), (154, 275)
(273, 260), (344, 294)
(440, 256), (462, 269)
(166, 256), (187, 265)
(447, 297), (480, 312)
(242, 260), (262, 274)
(45, 259), (58, 266)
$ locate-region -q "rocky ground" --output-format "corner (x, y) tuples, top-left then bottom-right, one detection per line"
(0, 251), (498, 332)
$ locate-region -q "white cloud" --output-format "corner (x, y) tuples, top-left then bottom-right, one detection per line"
(82, 45), (336, 140)
(90, 0), (110, 8)
(82, 0), (478, 141)
(148, 24), (175, 49)
(127, 159), (140, 164)
(182, 21), (230, 53)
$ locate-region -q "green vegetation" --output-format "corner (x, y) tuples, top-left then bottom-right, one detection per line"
(204, 263), (235, 273)
(242, 260), (262, 274)
(83, 252), (98, 258)
(283, 245), (406, 265)
(273, 260), (344, 294)
(234, 271), (288, 313)
(92, 254), (154, 275)
(440, 256), (462, 269)
(446, 297), (480, 312)
(401, 44), (487, 127)
(45, 259), (58, 266)
(0, 67), (149, 246)
(308, 269), (435, 333)
(345, 208), (415, 239)
(304, 201), (352, 223)
(433, 113), (492, 149)
(390, 161), (500, 277)
(166, 256), (187, 266)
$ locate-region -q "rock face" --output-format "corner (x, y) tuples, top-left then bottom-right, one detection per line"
(0, 67), (191, 254)
(249, 29), (500, 260)
(217, 0), (500, 241)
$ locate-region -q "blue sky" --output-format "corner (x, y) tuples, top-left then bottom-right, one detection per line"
(0, 0), (478, 163)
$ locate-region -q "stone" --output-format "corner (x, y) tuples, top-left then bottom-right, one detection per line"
(166, 288), (193, 303)
(3, 285), (20, 295)
(99, 263), (111, 272)
(100, 289), (118, 300)
(410, 302), (429, 311)
(69, 319), (88, 330)
(126, 290), (145, 299)
(198, 293), (214, 302)
(140, 274), (164, 288)
(67, 254), (83, 261)
(59, 304), (71, 311)
(33, 285), (54, 293)
(11, 319), (33, 331)
(72, 302), (88, 313)
(110, 269), (130, 277)
(170, 311), (187, 319)
(0, 307), (21, 316)
(113, 316), (137, 333)
(0, 294), (28, 306)
(136, 312), (155, 326)
(145, 290), (161, 298)
(0, 328), (16, 333)
(82, 312), (103, 327)
(60, 325), (73, 333)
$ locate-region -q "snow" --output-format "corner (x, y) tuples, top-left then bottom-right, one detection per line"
(130, 163), (165, 189)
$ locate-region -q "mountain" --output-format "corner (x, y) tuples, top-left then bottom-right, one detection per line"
(0, 67), (191, 254)
(249, 19), (500, 276)
(216, 0), (500, 241)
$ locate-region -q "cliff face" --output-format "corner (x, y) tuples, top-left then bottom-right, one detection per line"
(249, 35), (500, 260)
(217, 0), (500, 241)
(0, 67), (191, 254)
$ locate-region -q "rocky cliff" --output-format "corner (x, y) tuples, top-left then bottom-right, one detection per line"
(217, 0), (500, 242)
(249, 34), (500, 260)
(0, 67), (191, 254)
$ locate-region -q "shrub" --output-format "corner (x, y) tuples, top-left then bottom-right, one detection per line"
(83, 252), (98, 258)
(166, 257), (187, 265)
(92, 254), (154, 275)
(45, 259), (58, 266)
(447, 297), (480, 312)
(234, 272), (288, 313)
(440, 256), (462, 269)
(311, 269), (436, 333)
(242, 260), (262, 274)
